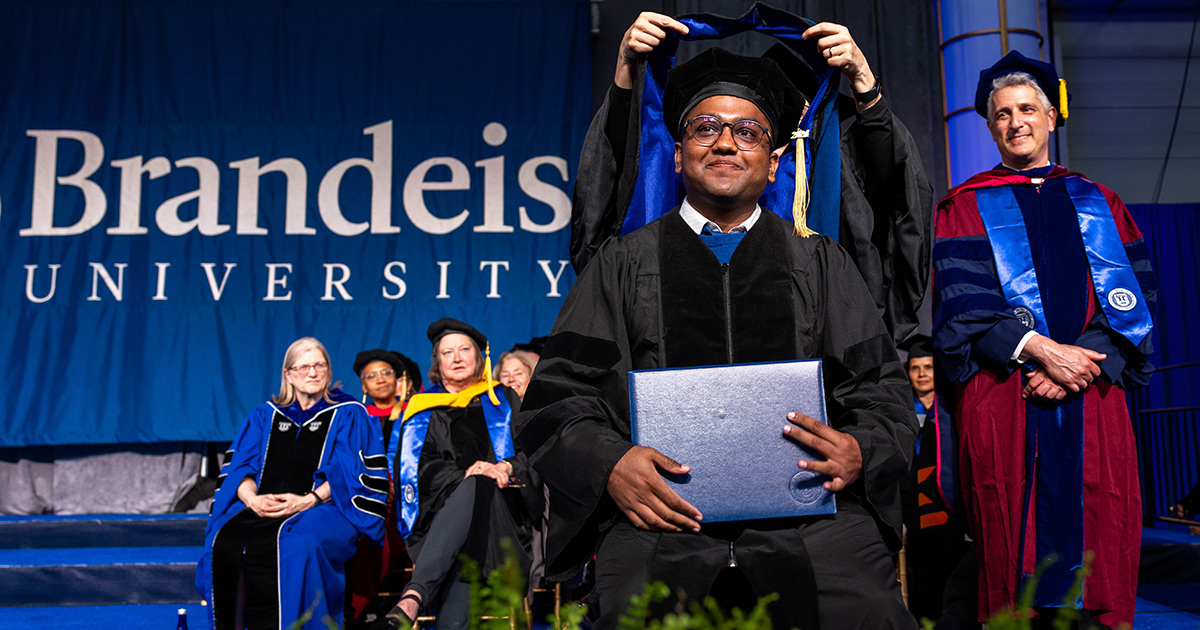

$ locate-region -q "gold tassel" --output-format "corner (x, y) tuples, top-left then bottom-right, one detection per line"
(1058, 78), (1069, 120)
(482, 342), (501, 405)
(790, 129), (816, 238)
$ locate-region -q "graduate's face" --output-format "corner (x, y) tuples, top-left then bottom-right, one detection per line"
(674, 95), (779, 213)
(988, 84), (1057, 170)
(437, 333), (479, 392)
(360, 360), (398, 404)
(285, 348), (330, 397)
(907, 356), (935, 397)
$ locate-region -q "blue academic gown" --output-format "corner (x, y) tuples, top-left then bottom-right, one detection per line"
(196, 389), (388, 630)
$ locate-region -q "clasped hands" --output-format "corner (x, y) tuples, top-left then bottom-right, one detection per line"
(1020, 335), (1107, 402)
(464, 459), (515, 488)
(244, 492), (321, 519)
(606, 413), (861, 533)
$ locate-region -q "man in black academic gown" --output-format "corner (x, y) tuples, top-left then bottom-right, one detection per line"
(517, 47), (917, 629)
(570, 12), (932, 344)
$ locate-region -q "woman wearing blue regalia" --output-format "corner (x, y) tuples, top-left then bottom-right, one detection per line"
(384, 318), (542, 629)
(196, 337), (389, 630)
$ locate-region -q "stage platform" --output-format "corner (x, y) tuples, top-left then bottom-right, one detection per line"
(0, 514), (1195, 628)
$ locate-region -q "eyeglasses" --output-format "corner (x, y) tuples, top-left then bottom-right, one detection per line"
(683, 115), (772, 151)
(363, 368), (395, 381)
(288, 361), (329, 374)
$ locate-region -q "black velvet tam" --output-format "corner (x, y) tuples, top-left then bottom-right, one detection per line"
(974, 50), (1070, 126)
(663, 47), (805, 149)
(899, 334), (932, 360)
(352, 348), (406, 377)
(426, 317), (488, 352)
(395, 351), (422, 389)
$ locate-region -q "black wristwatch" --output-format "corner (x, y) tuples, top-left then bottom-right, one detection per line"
(854, 75), (882, 103)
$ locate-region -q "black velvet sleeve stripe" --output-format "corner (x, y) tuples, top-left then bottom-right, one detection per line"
(359, 473), (389, 494)
(542, 331), (622, 371)
(352, 495), (389, 519)
(521, 333), (623, 416)
(360, 452), (387, 470)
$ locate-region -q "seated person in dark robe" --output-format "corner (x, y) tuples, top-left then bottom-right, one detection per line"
(354, 349), (416, 452)
(196, 337), (389, 630)
(571, 11), (932, 344)
(346, 349), (418, 624)
(516, 48), (917, 629)
(1174, 481), (1200, 519)
(496, 349), (537, 400)
(385, 318), (542, 629)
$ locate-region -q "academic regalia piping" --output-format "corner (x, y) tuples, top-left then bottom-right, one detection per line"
(390, 382), (516, 539)
(195, 389), (388, 630)
(932, 167), (1154, 627)
(519, 209), (916, 581)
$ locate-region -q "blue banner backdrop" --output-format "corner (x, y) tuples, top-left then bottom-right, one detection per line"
(0, 0), (589, 446)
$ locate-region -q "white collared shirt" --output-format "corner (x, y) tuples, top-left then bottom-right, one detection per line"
(678, 198), (762, 235)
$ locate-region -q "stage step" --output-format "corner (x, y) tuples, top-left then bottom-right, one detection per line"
(0, 515), (205, 608)
(0, 517), (1194, 627)
(1134, 528), (1200, 629)
(0, 602), (207, 629)
(0, 514), (206, 549)
(1139, 528), (1200, 584)
(0, 546), (203, 606)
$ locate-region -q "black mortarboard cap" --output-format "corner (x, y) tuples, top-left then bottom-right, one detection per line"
(974, 50), (1070, 126)
(352, 349), (405, 377)
(511, 336), (548, 355)
(426, 317), (488, 353)
(663, 47), (806, 150)
(426, 317), (499, 400)
(393, 351), (422, 390)
(899, 334), (933, 360)
(761, 43), (855, 122)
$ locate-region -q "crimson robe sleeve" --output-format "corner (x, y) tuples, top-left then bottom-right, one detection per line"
(931, 189), (1032, 383)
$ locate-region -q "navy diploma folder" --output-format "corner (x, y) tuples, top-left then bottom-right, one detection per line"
(628, 359), (835, 522)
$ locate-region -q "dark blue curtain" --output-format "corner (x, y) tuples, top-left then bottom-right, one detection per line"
(1127, 204), (1200, 409)
(1127, 203), (1200, 521)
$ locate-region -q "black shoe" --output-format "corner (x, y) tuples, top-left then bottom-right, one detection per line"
(385, 593), (421, 629)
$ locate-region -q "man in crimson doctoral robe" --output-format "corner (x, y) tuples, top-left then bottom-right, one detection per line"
(932, 51), (1155, 629)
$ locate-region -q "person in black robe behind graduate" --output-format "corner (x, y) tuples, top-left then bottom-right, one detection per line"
(570, 11), (932, 345)
(384, 318), (542, 629)
(516, 43), (917, 628)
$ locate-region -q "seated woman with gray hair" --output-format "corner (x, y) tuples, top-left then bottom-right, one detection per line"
(196, 336), (389, 630)
(496, 349), (538, 400)
(385, 318), (542, 629)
